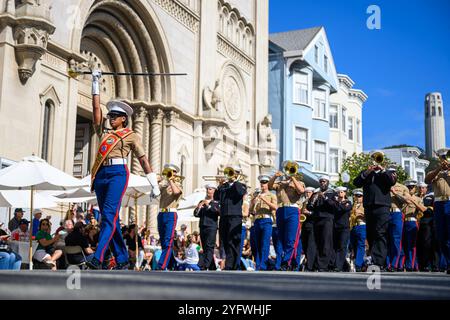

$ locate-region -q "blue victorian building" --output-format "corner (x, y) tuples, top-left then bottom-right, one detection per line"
(269, 27), (339, 186)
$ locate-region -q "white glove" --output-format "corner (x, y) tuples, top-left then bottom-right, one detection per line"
(92, 69), (102, 95)
(146, 172), (160, 198)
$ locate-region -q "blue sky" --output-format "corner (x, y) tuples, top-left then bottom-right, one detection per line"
(269, 0), (450, 152)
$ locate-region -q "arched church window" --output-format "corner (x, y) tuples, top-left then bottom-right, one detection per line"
(42, 100), (53, 161)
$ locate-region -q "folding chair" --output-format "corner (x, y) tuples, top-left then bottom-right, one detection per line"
(64, 246), (87, 270)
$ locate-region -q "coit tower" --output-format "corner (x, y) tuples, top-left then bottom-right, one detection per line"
(425, 92), (446, 158)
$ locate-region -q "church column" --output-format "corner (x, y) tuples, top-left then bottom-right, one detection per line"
(148, 108), (164, 236)
(128, 106), (147, 225)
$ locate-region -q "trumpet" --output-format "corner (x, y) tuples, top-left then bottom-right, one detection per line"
(161, 167), (185, 183)
(300, 213), (307, 223)
(371, 151), (385, 165)
(434, 150), (450, 170)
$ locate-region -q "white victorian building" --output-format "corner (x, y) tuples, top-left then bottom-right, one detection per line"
(382, 147), (429, 183)
(328, 74), (367, 183)
(0, 0), (275, 234)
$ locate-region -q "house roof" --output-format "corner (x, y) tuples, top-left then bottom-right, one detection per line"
(269, 27), (323, 51)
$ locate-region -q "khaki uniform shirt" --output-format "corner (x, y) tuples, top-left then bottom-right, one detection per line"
(94, 124), (146, 160)
(404, 195), (422, 219)
(271, 180), (305, 206)
(250, 192), (277, 221)
(432, 171), (450, 198)
(391, 183), (409, 211)
(159, 181), (183, 209)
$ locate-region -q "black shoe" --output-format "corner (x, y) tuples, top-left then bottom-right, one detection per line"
(113, 262), (130, 270)
(447, 269), (450, 275)
(86, 257), (101, 270)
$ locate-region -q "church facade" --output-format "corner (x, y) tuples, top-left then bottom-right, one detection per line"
(0, 0), (275, 233)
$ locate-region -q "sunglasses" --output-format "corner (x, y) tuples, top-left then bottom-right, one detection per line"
(407, 186), (416, 189)
(107, 113), (125, 120)
(355, 195), (363, 198)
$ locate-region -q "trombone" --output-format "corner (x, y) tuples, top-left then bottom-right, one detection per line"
(277, 160), (303, 182)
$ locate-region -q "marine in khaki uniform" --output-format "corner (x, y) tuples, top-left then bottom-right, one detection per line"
(349, 189), (366, 272)
(387, 169), (410, 272)
(402, 180), (425, 271)
(250, 175), (277, 271)
(157, 164), (183, 270)
(268, 164), (305, 270)
(87, 70), (160, 270)
(425, 148), (450, 274)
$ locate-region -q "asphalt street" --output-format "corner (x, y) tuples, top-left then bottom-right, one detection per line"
(1, 270), (450, 300)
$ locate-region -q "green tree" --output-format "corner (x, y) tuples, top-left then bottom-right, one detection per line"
(335, 152), (408, 192)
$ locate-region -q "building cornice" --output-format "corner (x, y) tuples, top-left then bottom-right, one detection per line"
(349, 89), (368, 104)
(152, 0), (200, 33)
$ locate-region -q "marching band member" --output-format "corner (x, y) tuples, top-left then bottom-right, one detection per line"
(307, 176), (335, 272)
(194, 184), (220, 271)
(387, 168), (409, 271)
(333, 186), (352, 272)
(87, 70), (160, 270)
(417, 182), (428, 198)
(300, 187), (317, 271)
(402, 180), (425, 271)
(353, 158), (397, 271)
(268, 163), (305, 271)
(425, 148), (450, 275)
(157, 164), (183, 270)
(417, 193), (440, 272)
(250, 175), (277, 271)
(214, 166), (247, 270)
(349, 189), (366, 272)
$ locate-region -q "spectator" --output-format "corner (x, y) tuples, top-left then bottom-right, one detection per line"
(33, 219), (63, 270)
(55, 219), (74, 250)
(177, 224), (188, 247)
(173, 234), (201, 271)
(8, 208), (24, 232)
(86, 225), (100, 251)
(32, 209), (42, 237)
(64, 209), (75, 223)
(65, 222), (95, 265)
(240, 239), (255, 271)
(11, 219), (31, 242)
(0, 230), (22, 270)
(125, 225), (144, 269)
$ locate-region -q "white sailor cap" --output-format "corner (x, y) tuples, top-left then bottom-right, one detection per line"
(335, 186), (347, 192)
(106, 100), (134, 117)
(405, 180), (418, 187)
(436, 148), (450, 157)
(205, 183), (217, 190)
(318, 175), (330, 182)
(305, 187), (315, 192)
(353, 189), (363, 196)
(164, 163), (180, 172)
(258, 175), (270, 183)
(418, 182), (428, 188)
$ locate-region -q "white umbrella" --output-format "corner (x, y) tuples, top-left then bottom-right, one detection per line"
(0, 191), (58, 208)
(178, 189), (206, 210)
(0, 156), (87, 269)
(55, 187), (93, 199)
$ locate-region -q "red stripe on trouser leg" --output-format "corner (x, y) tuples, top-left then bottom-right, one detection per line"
(411, 222), (418, 270)
(99, 165), (129, 262)
(394, 219), (404, 269)
(161, 213), (177, 269)
(288, 209), (302, 266)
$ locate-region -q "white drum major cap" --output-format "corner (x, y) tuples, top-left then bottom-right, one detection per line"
(106, 100), (134, 117)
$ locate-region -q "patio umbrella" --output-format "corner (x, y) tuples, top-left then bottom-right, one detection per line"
(0, 190), (59, 209)
(0, 156), (87, 269)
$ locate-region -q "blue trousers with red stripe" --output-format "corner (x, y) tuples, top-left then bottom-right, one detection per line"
(387, 211), (403, 269)
(434, 200), (450, 269)
(271, 226), (282, 270)
(276, 207), (301, 267)
(254, 218), (272, 270)
(350, 225), (366, 268)
(93, 165), (129, 264)
(403, 221), (419, 270)
(157, 212), (178, 270)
